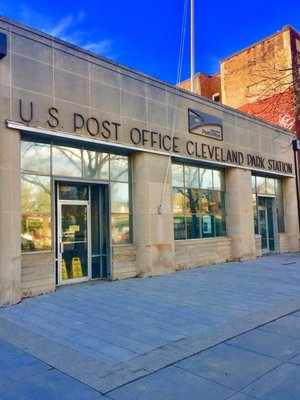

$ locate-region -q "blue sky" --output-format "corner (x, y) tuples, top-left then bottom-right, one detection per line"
(1, 1), (300, 84)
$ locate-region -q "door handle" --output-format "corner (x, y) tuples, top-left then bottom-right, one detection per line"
(60, 242), (64, 253)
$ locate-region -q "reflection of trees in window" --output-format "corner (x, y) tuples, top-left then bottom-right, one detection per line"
(21, 175), (51, 252)
(83, 150), (109, 180)
(52, 146), (82, 177)
(172, 163), (226, 240)
(20, 139), (132, 249)
(21, 141), (51, 174)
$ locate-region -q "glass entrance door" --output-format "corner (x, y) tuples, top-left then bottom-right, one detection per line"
(258, 197), (276, 253)
(58, 202), (90, 284)
(56, 182), (110, 285)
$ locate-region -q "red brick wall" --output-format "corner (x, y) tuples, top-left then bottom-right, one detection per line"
(178, 73), (221, 102)
(221, 26), (298, 133)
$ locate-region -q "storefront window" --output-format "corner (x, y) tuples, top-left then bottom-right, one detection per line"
(21, 138), (132, 251)
(21, 174), (51, 252)
(172, 163), (226, 240)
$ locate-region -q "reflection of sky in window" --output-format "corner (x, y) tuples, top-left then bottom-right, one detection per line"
(21, 142), (51, 174)
(199, 169), (213, 189)
(256, 177), (266, 194)
(52, 146), (82, 177)
(83, 150), (109, 180)
(172, 164), (184, 186)
(213, 170), (222, 190)
(110, 155), (128, 182)
(111, 182), (129, 213)
(266, 178), (275, 194)
(184, 166), (198, 188)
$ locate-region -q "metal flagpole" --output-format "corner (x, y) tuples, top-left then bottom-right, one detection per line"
(191, 0), (195, 93)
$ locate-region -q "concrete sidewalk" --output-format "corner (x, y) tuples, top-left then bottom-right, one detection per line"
(0, 253), (300, 399)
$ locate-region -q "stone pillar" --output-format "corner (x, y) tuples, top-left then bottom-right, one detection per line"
(0, 124), (21, 306)
(132, 152), (175, 277)
(225, 168), (256, 260)
(282, 176), (299, 252)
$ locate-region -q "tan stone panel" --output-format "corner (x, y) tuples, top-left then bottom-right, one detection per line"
(260, 135), (273, 155)
(148, 183), (172, 214)
(168, 108), (188, 134)
(90, 62), (120, 87)
(133, 213), (151, 244)
(0, 84), (10, 124)
(151, 243), (174, 275)
(54, 99), (90, 135)
(236, 127), (249, 148)
(0, 169), (11, 211)
(11, 169), (20, 213)
(132, 182), (150, 213)
(150, 214), (174, 244)
(11, 87), (54, 128)
(54, 68), (89, 106)
(120, 74), (146, 97)
(90, 81), (121, 115)
(11, 53), (53, 96)
(136, 244), (152, 276)
(0, 211), (12, 257)
(120, 91), (146, 121)
(223, 124), (237, 145)
(0, 127), (11, 168)
(146, 83), (167, 104)
(54, 48), (89, 77)
(146, 99), (168, 128)
(120, 117), (149, 147)
(11, 32), (53, 64)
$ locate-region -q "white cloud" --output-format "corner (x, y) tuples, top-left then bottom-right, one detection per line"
(18, 7), (115, 58)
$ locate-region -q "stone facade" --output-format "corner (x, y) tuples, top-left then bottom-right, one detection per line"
(0, 16), (299, 306)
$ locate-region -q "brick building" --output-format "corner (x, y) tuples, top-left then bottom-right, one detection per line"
(180, 25), (300, 135)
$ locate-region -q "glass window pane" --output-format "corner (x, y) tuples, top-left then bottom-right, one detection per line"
(21, 175), (51, 252)
(213, 170), (224, 190)
(184, 165), (199, 188)
(174, 216), (185, 240)
(185, 189), (200, 214)
(266, 178), (275, 195)
(59, 184), (88, 200)
(199, 169), (213, 189)
(110, 155), (128, 182)
(21, 141), (51, 174)
(83, 150), (109, 180)
(111, 182), (129, 213)
(111, 214), (130, 244)
(52, 145), (82, 177)
(172, 164), (184, 186)
(186, 214), (200, 239)
(213, 191), (226, 215)
(215, 214), (226, 237)
(173, 187), (185, 214)
(256, 176), (266, 194)
(200, 190), (214, 214)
